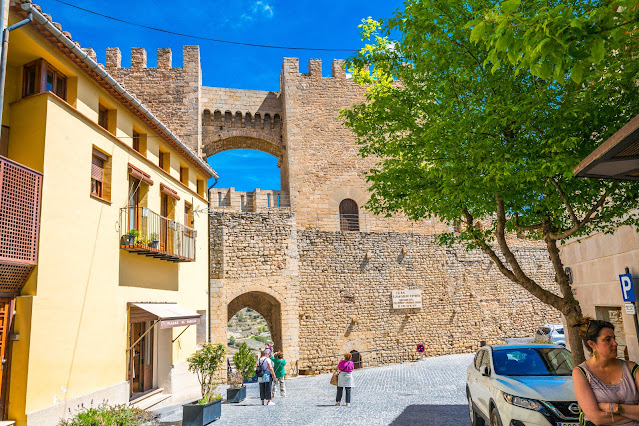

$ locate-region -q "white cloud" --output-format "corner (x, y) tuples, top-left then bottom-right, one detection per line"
(240, 1), (274, 23)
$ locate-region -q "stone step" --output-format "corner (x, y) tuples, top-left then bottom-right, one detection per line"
(130, 388), (168, 410)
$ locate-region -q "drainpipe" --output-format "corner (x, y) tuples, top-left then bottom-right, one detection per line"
(0, 12), (32, 125)
(207, 178), (218, 343)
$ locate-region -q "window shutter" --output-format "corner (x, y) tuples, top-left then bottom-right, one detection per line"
(91, 155), (104, 181)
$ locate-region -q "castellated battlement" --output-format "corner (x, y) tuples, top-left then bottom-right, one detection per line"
(203, 109), (281, 131)
(105, 46), (200, 70)
(282, 57), (347, 79)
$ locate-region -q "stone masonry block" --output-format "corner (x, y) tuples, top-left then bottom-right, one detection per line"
(105, 47), (121, 68)
(157, 48), (172, 69)
(131, 47), (147, 69)
(308, 59), (322, 78)
(332, 59), (346, 79)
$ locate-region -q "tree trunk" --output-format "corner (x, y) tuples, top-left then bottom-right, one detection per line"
(564, 311), (586, 365)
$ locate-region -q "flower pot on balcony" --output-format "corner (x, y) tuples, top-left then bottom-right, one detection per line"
(122, 234), (135, 245)
(182, 398), (222, 426)
(226, 385), (246, 403)
(149, 240), (159, 249)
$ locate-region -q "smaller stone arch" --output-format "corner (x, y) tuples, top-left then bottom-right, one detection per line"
(203, 109), (211, 124)
(235, 111), (243, 127)
(329, 187), (368, 213)
(339, 199), (360, 232)
(254, 113), (262, 129)
(264, 113), (271, 130)
(213, 110), (222, 126)
(224, 111), (232, 126)
(245, 112), (252, 128)
(273, 114), (281, 130)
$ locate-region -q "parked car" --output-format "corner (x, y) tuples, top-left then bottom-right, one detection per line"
(535, 324), (566, 347)
(466, 344), (579, 426)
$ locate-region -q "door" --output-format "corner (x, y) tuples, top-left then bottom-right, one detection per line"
(160, 193), (168, 252)
(475, 349), (493, 416)
(130, 321), (154, 396)
(0, 298), (15, 420)
(128, 177), (140, 232)
(350, 350), (362, 369)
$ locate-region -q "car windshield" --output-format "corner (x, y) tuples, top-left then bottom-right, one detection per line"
(493, 347), (574, 376)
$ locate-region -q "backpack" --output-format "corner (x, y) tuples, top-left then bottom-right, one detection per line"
(255, 359), (265, 378)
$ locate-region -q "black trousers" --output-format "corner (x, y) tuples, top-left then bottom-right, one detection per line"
(259, 380), (272, 400)
(336, 386), (351, 403)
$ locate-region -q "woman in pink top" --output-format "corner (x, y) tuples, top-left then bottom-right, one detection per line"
(335, 353), (354, 406)
(573, 317), (639, 425)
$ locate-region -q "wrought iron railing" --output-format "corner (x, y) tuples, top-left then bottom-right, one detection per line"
(0, 155), (42, 293)
(119, 207), (196, 262)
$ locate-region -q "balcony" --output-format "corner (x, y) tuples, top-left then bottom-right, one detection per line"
(0, 155), (43, 293)
(119, 207), (196, 262)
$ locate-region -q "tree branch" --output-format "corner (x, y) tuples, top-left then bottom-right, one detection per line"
(543, 219), (581, 311)
(495, 197), (565, 309)
(549, 186), (612, 240)
(548, 177), (578, 226)
(514, 213), (543, 231)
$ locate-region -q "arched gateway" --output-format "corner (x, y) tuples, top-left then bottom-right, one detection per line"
(227, 291), (282, 351)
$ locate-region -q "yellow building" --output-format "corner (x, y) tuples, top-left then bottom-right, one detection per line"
(0, 1), (217, 423)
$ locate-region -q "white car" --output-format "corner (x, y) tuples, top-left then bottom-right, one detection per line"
(536, 324), (566, 347)
(466, 344), (580, 426)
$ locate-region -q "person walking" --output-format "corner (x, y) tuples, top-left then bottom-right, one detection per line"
(257, 349), (276, 405)
(271, 351), (287, 397)
(335, 353), (354, 406)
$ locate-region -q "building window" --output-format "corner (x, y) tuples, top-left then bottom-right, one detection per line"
(90, 148), (111, 201)
(132, 129), (147, 156)
(98, 104), (109, 130)
(339, 198), (359, 231)
(197, 179), (204, 197)
(180, 166), (189, 185)
(159, 150), (169, 172)
(22, 59), (66, 100)
(132, 131), (140, 152)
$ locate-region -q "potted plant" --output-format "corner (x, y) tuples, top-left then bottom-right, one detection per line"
(226, 342), (255, 403)
(183, 343), (226, 426)
(149, 233), (160, 249)
(122, 229), (139, 245)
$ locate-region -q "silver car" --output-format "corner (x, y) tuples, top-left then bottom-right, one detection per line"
(536, 324), (566, 347)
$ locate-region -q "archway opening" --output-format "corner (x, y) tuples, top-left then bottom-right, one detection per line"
(208, 149), (280, 192)
(227, 307), (272, 360)
(227, 291), (283, 357)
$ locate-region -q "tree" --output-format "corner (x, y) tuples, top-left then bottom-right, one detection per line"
(468, 0), (639, 84)
(343, 0), (639, 364)
(187, 343), (226, 403)
(233, 342), (256, 383)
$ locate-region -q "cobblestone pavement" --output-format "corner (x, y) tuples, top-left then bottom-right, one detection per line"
(155, 353), (473, 425)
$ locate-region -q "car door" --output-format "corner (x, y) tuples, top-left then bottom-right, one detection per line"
(468, 349), (484, 400)
(475, 348), (493, 417)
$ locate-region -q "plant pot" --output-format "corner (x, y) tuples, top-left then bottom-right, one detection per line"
(226, 386), (246, 403)
(122, 234), (135, 245)
(149, 240), (159, 249)
(182, 398), (222, 426)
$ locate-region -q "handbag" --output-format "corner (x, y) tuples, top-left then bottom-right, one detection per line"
(330, 371), (339, 386)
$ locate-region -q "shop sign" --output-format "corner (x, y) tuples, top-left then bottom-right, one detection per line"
(392, 289), (422, 309)
(625, 303), (636, 315)
(160, 317), (200, 329)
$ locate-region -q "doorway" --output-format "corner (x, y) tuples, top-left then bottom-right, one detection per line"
(0, 298), (15, 420)
(350, 350), (362, 369)
(130, 321), (154, 397)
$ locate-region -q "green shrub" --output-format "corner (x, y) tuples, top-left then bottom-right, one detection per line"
(253, 335), (267, 343)
(58, 403), (156, 425)
(228, 336), (236, 346)
(187, 343), (226, 404)
(233, 342), (256, 383)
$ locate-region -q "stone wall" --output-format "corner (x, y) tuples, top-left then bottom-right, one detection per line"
(105, 46), (202, 155)
(209, 211), (561, 373)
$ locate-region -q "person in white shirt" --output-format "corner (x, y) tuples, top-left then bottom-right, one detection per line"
(257, 349), (276, 405)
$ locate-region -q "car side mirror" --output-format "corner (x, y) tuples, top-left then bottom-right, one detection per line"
(480, 365), (490, 377)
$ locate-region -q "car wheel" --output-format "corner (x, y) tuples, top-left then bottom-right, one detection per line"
(490, 405), (502, 426)
(466, 388), (485, 426)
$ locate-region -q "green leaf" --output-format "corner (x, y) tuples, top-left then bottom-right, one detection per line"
(570, 62), (584, 83)
(470, 22), (487, 42)
(591, 39), (605, 63)
(501, 0), (522, 14)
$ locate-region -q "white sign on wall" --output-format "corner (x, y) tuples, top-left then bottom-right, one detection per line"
(392, 289), (423, 309)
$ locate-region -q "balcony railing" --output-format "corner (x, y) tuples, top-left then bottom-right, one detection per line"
(119, 207), (196, 262)
(0, 155), (42, 293)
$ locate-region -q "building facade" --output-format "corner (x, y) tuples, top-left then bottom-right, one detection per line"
(2, 1), (215, 423)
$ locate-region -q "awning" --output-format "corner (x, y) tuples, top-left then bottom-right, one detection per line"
(130, 303), (201, 329)
(574, 113), (639, 180)
(128, 163), (154, 185)
(160, 183), (180, 200)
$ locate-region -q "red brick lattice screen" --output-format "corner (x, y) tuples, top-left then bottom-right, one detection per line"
(0, 156), (42, 293)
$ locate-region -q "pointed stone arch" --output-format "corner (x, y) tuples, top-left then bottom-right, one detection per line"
(227, 291), (283, 352)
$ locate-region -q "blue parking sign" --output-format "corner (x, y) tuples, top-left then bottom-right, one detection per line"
(620, 274), (635, 302)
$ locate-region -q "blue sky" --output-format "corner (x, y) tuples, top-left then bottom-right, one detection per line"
(38, 0), (402, 191)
